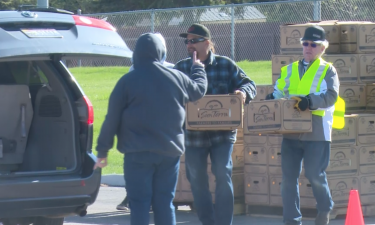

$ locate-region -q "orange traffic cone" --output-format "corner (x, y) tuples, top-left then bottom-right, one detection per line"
(345, 190), (364, 225)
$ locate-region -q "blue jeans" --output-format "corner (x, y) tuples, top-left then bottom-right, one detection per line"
(185, 142), (234, 225)
(281, 138), (334, 225)
(124, 152), (180, 225)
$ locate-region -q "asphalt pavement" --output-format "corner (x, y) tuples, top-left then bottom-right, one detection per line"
(64, 186), (375, 225)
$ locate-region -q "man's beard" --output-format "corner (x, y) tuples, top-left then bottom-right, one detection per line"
(188, 48), (196, 58)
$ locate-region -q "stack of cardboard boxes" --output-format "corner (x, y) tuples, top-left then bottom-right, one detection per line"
(265, 20), (375, 217)
(173, 20), (375, 218)
(243, 97), (313, 207)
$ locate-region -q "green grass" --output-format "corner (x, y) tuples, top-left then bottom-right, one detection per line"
(69, 60), (272, 174)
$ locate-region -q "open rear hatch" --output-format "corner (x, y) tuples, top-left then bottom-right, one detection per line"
(0, 10), (132, 175)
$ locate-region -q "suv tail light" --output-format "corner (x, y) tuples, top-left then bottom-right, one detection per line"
(72, 15), (116, 31)
(83, 96), (94, 125)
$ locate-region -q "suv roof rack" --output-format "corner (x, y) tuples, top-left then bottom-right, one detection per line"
(18, 5), (74, 15)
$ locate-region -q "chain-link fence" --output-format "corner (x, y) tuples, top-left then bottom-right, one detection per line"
(65, 0), (375, 67)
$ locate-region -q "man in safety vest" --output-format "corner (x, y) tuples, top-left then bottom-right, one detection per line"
(266, 25), (343, 225)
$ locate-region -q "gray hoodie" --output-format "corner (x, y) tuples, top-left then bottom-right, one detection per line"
(96, 33), (207, 158)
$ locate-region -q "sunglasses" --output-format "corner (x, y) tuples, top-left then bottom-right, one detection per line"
(184, 38), (207, 45)
(302, 42), (320, 48)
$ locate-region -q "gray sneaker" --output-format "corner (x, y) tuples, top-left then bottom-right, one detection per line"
(315, 212), (329, 225)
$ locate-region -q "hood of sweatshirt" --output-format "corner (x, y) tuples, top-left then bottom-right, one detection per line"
(133, 33), (166, 69)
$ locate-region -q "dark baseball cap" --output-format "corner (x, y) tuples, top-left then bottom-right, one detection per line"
(179, 23), (211, 39)
(301, 25), (326, 43)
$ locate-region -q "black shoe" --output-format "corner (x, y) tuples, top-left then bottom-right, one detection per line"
(315, 212), (330, 225)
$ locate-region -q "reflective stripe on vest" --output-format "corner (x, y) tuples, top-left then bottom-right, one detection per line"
(277, 58), (329, 116)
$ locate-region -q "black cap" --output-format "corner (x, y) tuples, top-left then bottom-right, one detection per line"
(301, 25), (326, 43)
(179, 23), (211, 39)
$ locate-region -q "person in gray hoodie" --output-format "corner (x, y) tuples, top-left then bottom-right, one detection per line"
(116, 32), (175, 212)
(94, 33), (207, 225)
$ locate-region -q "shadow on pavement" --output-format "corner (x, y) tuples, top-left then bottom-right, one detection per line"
(65, 210), (200, 225)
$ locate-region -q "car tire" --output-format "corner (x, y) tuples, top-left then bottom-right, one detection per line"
(34, 217), (64, 225)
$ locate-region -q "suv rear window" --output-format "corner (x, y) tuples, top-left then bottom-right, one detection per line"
(0, 61), (49, 85)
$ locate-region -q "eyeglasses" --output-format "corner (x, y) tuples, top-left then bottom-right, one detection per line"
(302, 42), (320, 48)
(184, 38), (207, 45)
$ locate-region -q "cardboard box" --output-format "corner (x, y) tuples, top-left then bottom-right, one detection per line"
(186, 94), (243, 130)
(268, 165), (282, 177)
(245, 99), (312, 134)
(338, 21), (375, 53)
(280, 24), (310, 54)
(331, 115), (357, 146)
(243, 134), (267, 146)
(243, 106), (268, 145)
(232, 144), (245, 172)
(236, 128), (244, 144)
(299, 178), (316, 208)
(267, 134), (283, 146)
(244, 145), (267, 166)
(323, 54), (358, 83)
(326, 146), (358, 176)
(267, 86), (274, 96)
(358, 145), (375, 174)
(268, 146), (282, 177)
(245, 174), (269, 205)
(244, 164), (267, 175)
(309, 21), (340, 54)
(339, 84), (366, 112)
(358, 23), (375, 53)
(359, 175), (375, 206)
(268, 145), (281, 163)
(272, 55), (295, 75)
(232, 173), (245, 199)
(366, 84), (375, 111)
(328, 176), (359, 207)
(253, 85), (270, 102)
(269, 176), (283, 206)
(357, 114), (375, 146)
(359, 54), (375, 83)
(271, 55), (296, 83)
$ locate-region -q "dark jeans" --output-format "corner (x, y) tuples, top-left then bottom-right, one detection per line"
(124, 152), (180, 225)
(281, 139), (334, 225)
(185, 142), (234, 225)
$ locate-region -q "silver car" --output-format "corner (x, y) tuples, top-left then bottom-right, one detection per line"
(0, 7), (132, 225)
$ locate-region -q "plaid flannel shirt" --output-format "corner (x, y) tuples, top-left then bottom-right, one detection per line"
(174, 51), (257, 148)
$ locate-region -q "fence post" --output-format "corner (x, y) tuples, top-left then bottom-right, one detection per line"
(151, 9), (155, 33)
(231, 4), (235, 61)
(313, 0), (321, 21)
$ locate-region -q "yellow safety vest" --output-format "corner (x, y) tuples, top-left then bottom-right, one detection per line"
(276, 58), (345, 130)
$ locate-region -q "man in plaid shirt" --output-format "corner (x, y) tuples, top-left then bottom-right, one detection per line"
(174, 23), (257, 225)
